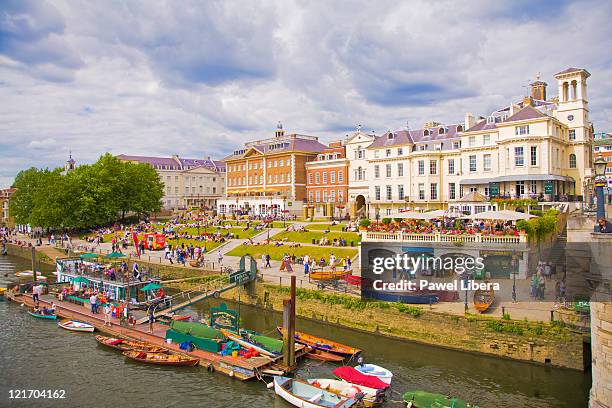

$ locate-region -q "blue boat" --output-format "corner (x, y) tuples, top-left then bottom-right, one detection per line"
(28, 311), (57, 320)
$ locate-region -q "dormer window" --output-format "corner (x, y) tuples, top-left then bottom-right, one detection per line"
(486, 116), (495, 124)
(439, 127), (447, 135)
(457, 125), (463, 132)
(387, 133), (394, 140)
(424, 129), (430, 137)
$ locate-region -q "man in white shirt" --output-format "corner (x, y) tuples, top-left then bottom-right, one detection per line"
(90, 294), (98, 314)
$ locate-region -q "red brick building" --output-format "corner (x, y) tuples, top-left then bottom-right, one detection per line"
(305, 141), (349, 218)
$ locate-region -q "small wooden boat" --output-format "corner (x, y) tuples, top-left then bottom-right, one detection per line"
(309, 270), (347, 281)
(58, 320), (95, 332)
(220, 329), (278, 357)
(28, 310), (57, 320)
(122, 351), (199, 366)
(95, 335), (166, 352)
(305, 348), (345, 362)
(354, 364), (393, 385)
(277, 327), (361, 358)
(273, 376), (358, 408)
(307, 379), (384, 407)
(171, 314), (191, 321)
(473, 286), (494, 313)
(15, 271), (47, 280)
(402, 390), (472, 408)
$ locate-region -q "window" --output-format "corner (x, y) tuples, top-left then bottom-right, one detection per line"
(357, 148), (364, 159)
(249, 176), (252, 184)
(374, 151), (380, 158)
(429, 160), (437, 175)
(308, 191), (313, 202)
(484, 187), (489, 197)
(386, 164), (392, 178)
(260, 175), (264, 183)
(418, 183), (425, 200)
(316, 191), (320, 202)
(322, 191), (327, 202)
(569, 129), (576, 140)
(515, 125), (529, 135)
(330, 171), (336, 183)
(398, 185), (405, 200)
(453, 141), (461, 149)
(338, 171), (344, 183)
(386, 149), (391, 157)
(483, 134), (491, 144)
(483, 154), (491, 171)
(516, 181), (525, 196)
(449, 183), (456, 200)
(418, 160), (425, 175)
(569, 153), (577, 168)
(374, 165), (380, 178)
(515, 147), (524, 166)
(375, 186), (381, 200)
(469, 155), (477, 172)
(530, 180), (537, 193)
(330, 190), (336, 202)
(430, 183), (438, 200)
(530, 146), (537, 166)
(468, 136), (476, 147)
(386, 185), (392, 200)
(397, 148), (403, 155)
(322, 172), (327, 184)
(268, 161), (272, 168)
(315, 173), (320, 184)
(338, 190), (344, 202)
(397, 163), (404, 177)
(273, 175), (277, 183)
(448, 159), (455, 174)
(280, 174), (284, 183)
(274, 160), (278, 167)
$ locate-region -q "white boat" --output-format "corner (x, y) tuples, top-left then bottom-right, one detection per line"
(354, 364), (393, 385)
(307, 379), (383, 407)
(220, 329), (276, 358)
(58, 320), (95, 333)
(274, 376), (358, 408)
(15, 271), (47, 280)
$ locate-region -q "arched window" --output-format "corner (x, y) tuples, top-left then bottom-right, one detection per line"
(569, 154), (576, 168)
(424, 129), (430, 136)
(457, 125), (463, 132)
(562, 82), (569, 102)
(571, 80), (578, 100)
(438, 127), (445, 134)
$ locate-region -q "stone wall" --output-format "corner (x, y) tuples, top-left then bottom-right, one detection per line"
(590, 302), (612, 408)
(223, 282), (585, 370)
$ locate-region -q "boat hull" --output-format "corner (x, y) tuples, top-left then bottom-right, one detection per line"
(305, 349), (345, 362)
(220, 329), (278, 358)
(277, 327), (360, 358)
(307, 379), (382, 407)
(273, 376), (357, 408)
(403, 390), (470, 408)
(58, 320), (95, 332)
(354, 364), (393, 385)
(309, 271), (347, 281)
(28, 311), (57, 320)
(122, 351), (199, 366)
(95, 335), (167, 353)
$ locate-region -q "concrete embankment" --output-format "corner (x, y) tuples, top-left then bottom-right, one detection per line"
(222, 281), (586, 371)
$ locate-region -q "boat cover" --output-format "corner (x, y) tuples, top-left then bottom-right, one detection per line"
(332, 367), (389, 390)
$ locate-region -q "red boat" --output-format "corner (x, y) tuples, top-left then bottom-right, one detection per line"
(333, 366), (390, 390)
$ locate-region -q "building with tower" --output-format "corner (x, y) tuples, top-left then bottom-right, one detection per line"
(61, 152), (76, 175)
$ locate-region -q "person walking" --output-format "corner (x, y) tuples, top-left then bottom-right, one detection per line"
(265, 254), (271, 268)
(217, 250), (223, 266)
(148, 306), (155, 334)
(103, 302), (112, 326)
(303, 254), (310, 275)
(261, 254), (266, 269)
(90, 293), (98, 314)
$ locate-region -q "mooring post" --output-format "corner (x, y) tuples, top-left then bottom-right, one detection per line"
(282, 275), (296, 368)
(31, 246), (36, 284)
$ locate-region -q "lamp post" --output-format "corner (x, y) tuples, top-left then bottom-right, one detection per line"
(594, 156), (607, 223)
(463, 273), (469, 313)
(511, 250), (518, 303)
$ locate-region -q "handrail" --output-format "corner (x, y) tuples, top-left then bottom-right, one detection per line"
(362, 231), (527, 244)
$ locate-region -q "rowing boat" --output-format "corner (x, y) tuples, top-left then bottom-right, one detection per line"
(305, 348), (345, 362)
(95, 335), (167, 352)
(473, 286), (494, 313)
(307, 379), (384, 407)
(277, 327), (361, 358)
(58, 320), (95, 332)
(28, 311), (57, 320)
(273, 376), (358, 408)
(354, 364), (393, 385)
(332, 367), (389, 390)
(402, 390), (473, 408)
(309, 271), (347, 281)
(220, 329), (278, 357)
(122, 351), (199, 366)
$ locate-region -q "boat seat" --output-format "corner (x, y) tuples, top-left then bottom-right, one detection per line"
(308, 392), (323, 403)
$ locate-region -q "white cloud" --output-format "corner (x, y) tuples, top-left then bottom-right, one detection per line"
(0, 0), (611, 188)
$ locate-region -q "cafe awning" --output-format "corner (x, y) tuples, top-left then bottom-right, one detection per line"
(140, 282), (163, 291)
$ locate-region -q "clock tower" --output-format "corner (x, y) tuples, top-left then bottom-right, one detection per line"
(554, 67), (591, 143)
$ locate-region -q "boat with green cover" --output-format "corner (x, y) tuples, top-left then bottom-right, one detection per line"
(241, 329), (283, 355)
(169, 320), (225, 340)
(402, 391), (474, 408)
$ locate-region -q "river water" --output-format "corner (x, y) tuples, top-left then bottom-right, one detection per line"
(0, 255), (590, 408)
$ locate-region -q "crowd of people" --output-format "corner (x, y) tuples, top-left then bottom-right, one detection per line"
(366, 218), (522, 236)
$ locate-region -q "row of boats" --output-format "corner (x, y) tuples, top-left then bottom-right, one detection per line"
(24, 307), (475, 407)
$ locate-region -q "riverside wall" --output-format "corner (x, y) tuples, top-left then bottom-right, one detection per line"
(222, 281), (586, 371)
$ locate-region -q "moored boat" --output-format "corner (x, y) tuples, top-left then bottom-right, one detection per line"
(277, 327), (361, 358)
(473, 286), (495, 313)
(332, 367), (389, 390)
(307, 379), (383, 407)
(402, 390), (473, 408)
(28, 310), (57, 320)
(0, 287), (6, 300)
(305, 348), (345, 362)
(220, 329), (278, 357)
(354, 364), (393, 385)
(273, 376), (358, 408)
(15, 270), (47, 280)
(122, 351), (199, 366)
(58, 320), (95, 332)
(309, 270), (347, 281)
(95, 335), (167, 352)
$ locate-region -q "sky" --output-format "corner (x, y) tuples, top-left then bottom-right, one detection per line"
(1, 0), (611, 188)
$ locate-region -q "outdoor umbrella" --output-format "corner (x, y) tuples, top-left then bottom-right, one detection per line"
(106, 251), (126, 259)
(140, 282), (163, 291)
(420, 209), (446, 220)
(386, 210), (428, 220)
(462, 210), (536, 221)
(79, 253), (99, 259)
(72, 276), (90, 284)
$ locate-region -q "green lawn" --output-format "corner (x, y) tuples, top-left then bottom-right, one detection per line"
(270, 230), (360, 244)
(164, 237), (224, 252)
(306, 223), (349, 231)
(179, 226), (263, 239)
(226, 244), (357, 262)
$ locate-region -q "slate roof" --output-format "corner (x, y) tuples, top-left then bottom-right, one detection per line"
(367, 124), (463, 149)
(116, 154), (224, 172)
(504, 105), (548, 122)
(224, 136), (327, 160)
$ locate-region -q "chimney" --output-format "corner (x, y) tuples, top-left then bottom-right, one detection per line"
(530, 80), (547, 101)
(464, 113), (475, 130)
(523, 95), (534, 107)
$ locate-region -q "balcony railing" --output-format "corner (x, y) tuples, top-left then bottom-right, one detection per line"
(362, 231), (527, 244)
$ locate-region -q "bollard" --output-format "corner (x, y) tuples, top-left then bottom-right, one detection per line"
(550, 310), (554, 322)
(502, 306), (505, 316)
